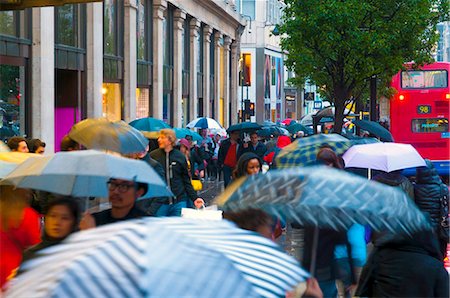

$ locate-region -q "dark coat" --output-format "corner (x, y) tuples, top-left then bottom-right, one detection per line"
(150, 148), (198, 202)
(373, 171), (414, 200)
(238, 142), (267, 160)
(217, 138), (240, 167)
(141, 152), (165, 179)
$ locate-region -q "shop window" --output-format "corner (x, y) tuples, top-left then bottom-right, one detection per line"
(102, 83), (122, 121)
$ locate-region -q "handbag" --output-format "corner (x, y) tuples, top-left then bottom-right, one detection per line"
(191, 179), (203, 191)
(181, 206), (223, 220)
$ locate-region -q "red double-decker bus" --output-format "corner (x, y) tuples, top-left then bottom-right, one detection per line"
(390, 62), (450, 176)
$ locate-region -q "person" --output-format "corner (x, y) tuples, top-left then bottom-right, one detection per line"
(150, 129), (205, 216)
(6, 136), (29, 153)
(178, 138), (204, 180)
(209, 134), (221, 181)
(373, 169), (414, 200)
(414, 159), (449, 257)
(199, 128), (214, 179)
(263, 135), (291, 167)
(238, 131), (267, 160)
(218, 130), (240, 187)
(232, 152), (262, 179)
(21, 198), (80, 263)
(356, 231), (449, 297)
(26, 138), (46, 154)
(60, 135), (80, 151)
(79, 178), (148, 229)
(0, 186), (40, 289)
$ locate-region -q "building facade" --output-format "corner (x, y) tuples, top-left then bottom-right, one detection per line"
(0, 0), (245, 152)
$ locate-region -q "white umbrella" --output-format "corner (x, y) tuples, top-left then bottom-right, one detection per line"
(343, 143), (426, 174)
(0, 150), (173, 198)
(186, 117), (223, 129)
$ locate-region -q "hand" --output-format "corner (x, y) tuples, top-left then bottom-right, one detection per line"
(243, 143), (249, 148)
(79, 211), (96, 230)
(303, 278), (323, 298)
(193, 198), (205, 209)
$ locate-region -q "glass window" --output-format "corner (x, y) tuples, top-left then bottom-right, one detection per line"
(411, 118), (448, 133)
(137, 0), (146, 61)
(242, 0), (255, 20)
(0, 64), (26, 140)
(401, 70), (448, 89)
(102, 83), (122, 121)
(57, 5), (77, 46)
(271, 57), (276, 85)
(104, 0), (117, 55)
(0, 11), (15, 36)
(136, 88), (150, 118)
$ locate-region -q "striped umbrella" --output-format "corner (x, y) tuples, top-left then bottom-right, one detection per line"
(216, 166), (431, 235)
(8, 218), (309, 298)
(276, 133), (351, 168)
(186, 117), (223, 129)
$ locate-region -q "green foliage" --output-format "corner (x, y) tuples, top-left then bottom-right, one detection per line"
(280, 0), (448, 130)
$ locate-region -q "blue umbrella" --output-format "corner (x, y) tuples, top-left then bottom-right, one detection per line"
(353, 120), (394, 142)
(186, 117), (223, 129)
(129, 117), (171, 132)
(11, 218), (309, 298)
(174, 128), (202, 142)
(1, 150), (173, 199)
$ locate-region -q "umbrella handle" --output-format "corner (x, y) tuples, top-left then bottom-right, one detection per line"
(309, 226), (319, 276)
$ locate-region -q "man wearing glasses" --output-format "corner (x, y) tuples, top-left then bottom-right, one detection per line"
(79, 178), (148, 229)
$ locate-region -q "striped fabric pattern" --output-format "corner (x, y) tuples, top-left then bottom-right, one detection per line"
(276, 134), (351, 168)
(7, 218), (308, 298)
(186, 117), (223, 129)
(218, 166), (431, 235)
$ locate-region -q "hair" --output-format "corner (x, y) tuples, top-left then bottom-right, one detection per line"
(159, 129), (177, 146)
(7, 136), (27, 151)
(223, 208), (273, 233)
(27, 138), (46, 153)
(316, 147), (343, 169)
(46, 197), (80, 232)
(60, 135), (80, 151)
(136, 182), (148, 196)
(0, 185), (32, 231)
(233, 152), (262, 179)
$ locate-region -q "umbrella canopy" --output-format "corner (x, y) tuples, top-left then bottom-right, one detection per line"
(353, 120), (394, 142)
(257, 126), (290, 138)
(186, 117), (223, 129)
(276, 134), (351, 168)
(129, 117), (171, 132)
(281, 118), (296, 126)
(216, 166), (431, 235)
(0, 161), (17, 178)
(0, 150), (173, 198)
(286, 123), (313, 135)
(9, 217), (309, 298)
(69, 118), (148, 154)
(342, 142), (426, 172)
(262, 120), (277, 127)
(174, 128), (202, 142)
(0, 152), (40, 178)
(227, 122), (262, 133)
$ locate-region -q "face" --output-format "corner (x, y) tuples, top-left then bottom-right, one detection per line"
(200, 129), (207, 137)
(180, 144), (188, 155)
(246, 158), (261, 176)
(16, 141), (29, 153)
(108, 179), (143, 210)
(250, 134), (258, 145)
(158, 134), (172, 149)
(230, 131), (239, 141)
(45, 205), (75, 239)
(35, 146), (45, 154)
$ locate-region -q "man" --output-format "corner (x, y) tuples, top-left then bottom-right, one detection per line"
(150, 129), (204, 216)
(238, 131), (267, 160)
(218, 130), (240, 187)
(7, 136), (29, 153)
(199, 129), (214, 179)
(60, 135), (80, 151)
(79, 178), (148, 229)
(26, 139), (46, 154)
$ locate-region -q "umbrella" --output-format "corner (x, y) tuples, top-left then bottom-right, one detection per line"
(174, 128), (202, 142)
(281, 118), (296, 126)
(68, 118), (148, 154)
(275, 134), (351, 168)
(0, 150), (173, 198)
(342, 143), (426, 173)
(9, 217), (310, 298)
(262, 120), (277, 127)
(0, 141), (10, 152)
(0, 161), (17, 178)
(227, 122), (262, 133)
(216, 166), (431, 235)
(186, 117), (223, 129)
(286, 123), (313, 135)
(353, 120), (394, 142)
(257, 126), (290, 138)
(0, 152), (40, 178)
(129, 117), (171, 132)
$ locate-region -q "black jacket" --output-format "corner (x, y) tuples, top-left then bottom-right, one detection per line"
(238, 142), (267, 160)
(373, 172), (414, 200)
(150, 148), (198, 201)
(218, 138), (240, 167)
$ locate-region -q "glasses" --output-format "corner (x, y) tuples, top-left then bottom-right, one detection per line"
(107, 181), (134, 193)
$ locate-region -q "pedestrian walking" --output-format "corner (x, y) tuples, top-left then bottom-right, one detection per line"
(218, 130), (240, 187)
(238, 131), (267, 160)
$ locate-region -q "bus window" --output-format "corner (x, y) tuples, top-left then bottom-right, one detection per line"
(401, 70), (448, 89)
(411, 118), (449, 133)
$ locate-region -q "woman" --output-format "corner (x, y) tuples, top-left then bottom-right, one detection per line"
(232, 152), (262, 179)
(22, 198), (79, 263)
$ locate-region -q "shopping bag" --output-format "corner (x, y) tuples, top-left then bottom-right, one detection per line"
(181, 206), (223, 220)
(191, 179), (203, 191)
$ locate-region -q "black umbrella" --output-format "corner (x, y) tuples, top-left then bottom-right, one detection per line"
(227, 122), (262, 133)
(353, 120), (394, 142)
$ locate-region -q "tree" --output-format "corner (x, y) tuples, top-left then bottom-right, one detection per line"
(280, 0), (449, 132)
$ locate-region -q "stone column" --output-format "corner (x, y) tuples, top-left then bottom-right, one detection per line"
(172, 9), (186, 128)
(202, 25), (212, 117)
(123, 0), (137, 122)
(32, 7), (55, 152)
(223, 36), (232, 128)
(214, 33), (222, 123)
(230, 39), (240, 124)
(86, 2), (103, 119)
(189, 18), (200, 121)
(152, 0), (167, 119)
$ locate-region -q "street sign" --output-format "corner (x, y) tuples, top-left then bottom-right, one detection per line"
(304, 92), (315, 101)
(313, 101), (322, 109)
(1, 0), (102, 11)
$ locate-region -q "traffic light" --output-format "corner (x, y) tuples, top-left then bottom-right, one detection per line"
(249, 102), (255, 116)
(244, 99), (250, 112)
